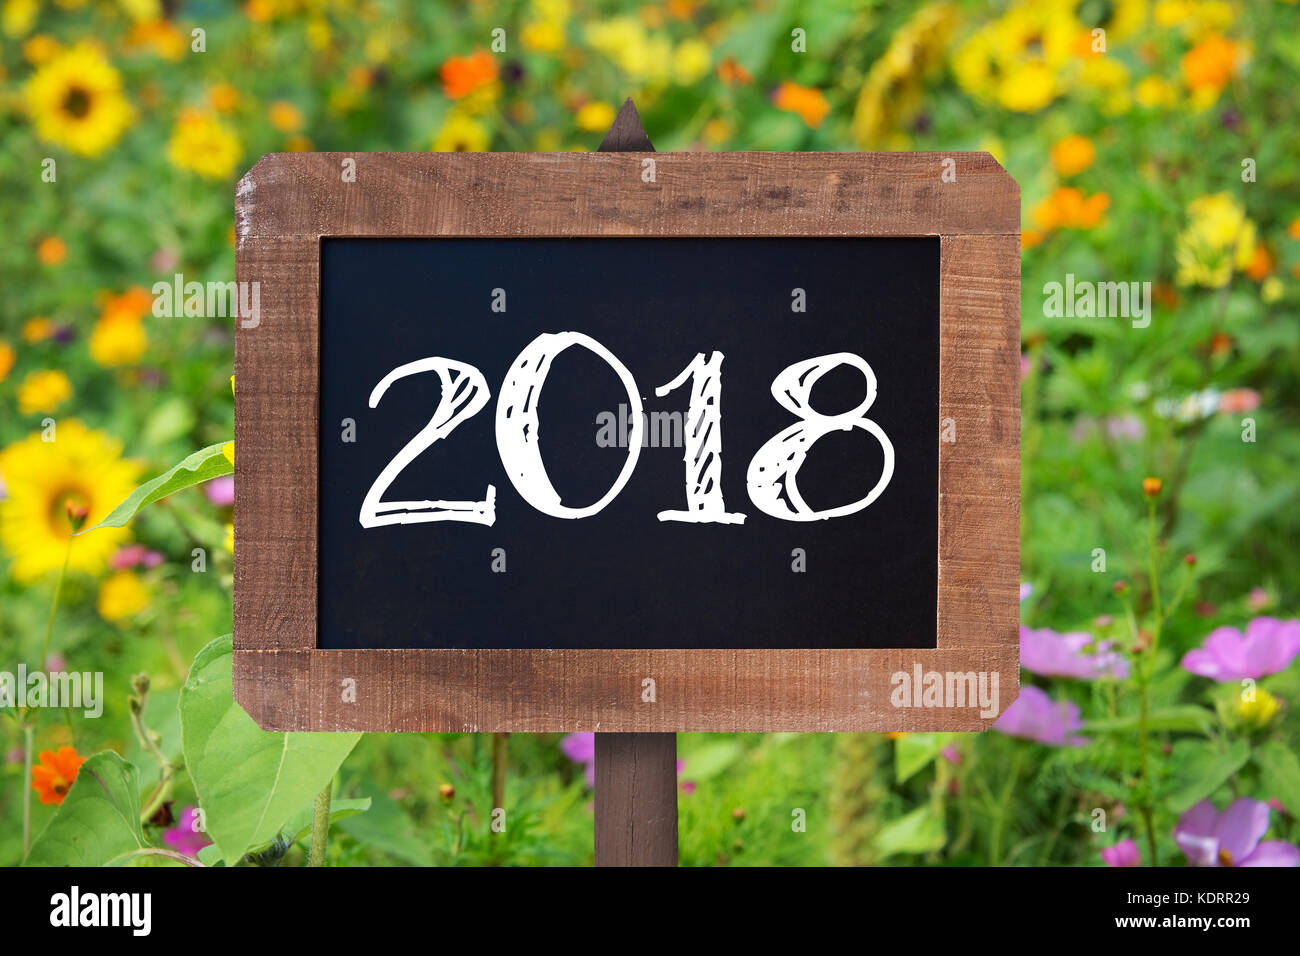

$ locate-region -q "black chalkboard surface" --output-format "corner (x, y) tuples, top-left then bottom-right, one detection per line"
(318, 237), (938, 650)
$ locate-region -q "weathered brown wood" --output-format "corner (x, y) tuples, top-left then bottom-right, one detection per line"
(598, 98), (655, 153)
(594, 733), (678, 866)
(232, 150), (1021, 734)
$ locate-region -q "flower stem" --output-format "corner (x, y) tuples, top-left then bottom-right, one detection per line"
(39, 535), (75, 671)
(308, 780), (333, 867)
(21, 723), (34, 859)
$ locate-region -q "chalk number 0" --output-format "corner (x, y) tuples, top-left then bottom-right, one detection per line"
(358, 332), (894, 528)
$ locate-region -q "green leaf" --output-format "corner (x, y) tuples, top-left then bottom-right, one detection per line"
(1083, 706), (1215, 735)
(24, 752), (148, 867)
(179, 635), (361, 864)
(337, 786), (435, 866)
(873, 806), (946, 859)
(1254, 740), (1300, 819)
(678, 740), (743, 782)
(81, 442), (232, 534)
(282, 797), (371, 848)
(895, 733), (958, 784)
(1163, 739), (1250, 813)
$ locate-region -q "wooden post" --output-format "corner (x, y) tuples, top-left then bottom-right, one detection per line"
(594, 733), (678, 866)
(592, 100), (677, 868)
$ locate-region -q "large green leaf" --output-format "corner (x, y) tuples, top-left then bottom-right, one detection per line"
(179, 635), (361, 863)
(81, 442), (232, 534)
(1255, 740), (1300, 819)
(24, 752), (148, 867)
(1163, 739), (1250, 813)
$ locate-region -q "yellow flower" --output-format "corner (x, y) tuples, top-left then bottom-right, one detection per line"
(586, 17), (671, 82)
(0, 342), (14, 382)
(575, 101), (616, 132)
(1079, 56), (1131, 113)
(997, 61), (1058, 112)
(268, 100), (303, 132)
(1155, 0), (1234, 38)
(1135, 75), (1176, 108)
(24, 41), (132, 156)
(17, 369), (73, 414)
(37, 236), (66, 265)
(208, 83), (240, 112)
(1050, 134), (1095, 176)
(97, 570), (150, 623)
(89, 291), (150, 367)
(1175, 193), (1256, 287)
(223, 522), (234, 553)
(522, 20), (564, 52)
(22, 34), (59, 63)
(2, 0), (39, 37)
(432, 112), (489, 152)
(0, 421), (140, 582)
(22, 317), (56, 342)
(672, 39), (711, 85)
(852, 2), (956, 148)
(166, 108), (242, 179)
(1234, 687), (1280, 730)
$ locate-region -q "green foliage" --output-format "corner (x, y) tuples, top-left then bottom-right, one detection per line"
(24, 752), (147, 867)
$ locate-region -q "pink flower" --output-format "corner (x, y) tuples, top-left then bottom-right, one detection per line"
(1248, 588), (1271, 613)
(1181, 618), (1300, 682)
(1101, 838), (1141, 867)
(163, 806), (211, 857)
(111, 544), (163, 570)
(560, 732), (596, 788)
(1020, 582), (1033, 602)
(941, 745), (961, 765)
(1174, 799), (1299, 867)
(993, 685), (1088, 746)
(204, 475), (235, 507)
(1217, 388), (1260, 415)
(1021, 626), (1129, 680)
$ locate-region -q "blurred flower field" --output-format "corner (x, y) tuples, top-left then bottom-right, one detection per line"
(2, 0), (1300, 866)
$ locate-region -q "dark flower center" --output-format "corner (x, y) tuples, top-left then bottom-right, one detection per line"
(62, 86), (92, 119)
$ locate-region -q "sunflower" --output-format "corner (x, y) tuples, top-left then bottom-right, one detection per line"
(24, 42), (132, 157)
(0, 421), (140, 583)
(166, 108), (242, 179)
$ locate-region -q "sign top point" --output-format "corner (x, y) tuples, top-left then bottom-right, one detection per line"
(598, 98), (655, 153)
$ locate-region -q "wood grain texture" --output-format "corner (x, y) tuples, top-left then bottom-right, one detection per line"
(233, 151), (1020, 733)
(594, 733), (678, 866)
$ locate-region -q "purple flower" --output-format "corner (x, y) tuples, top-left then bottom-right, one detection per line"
(1021, 626), (1129, 680)
(1101, 838), (1140, 867)
(204, 475), (235, 507)
(1174, 799), (1299, 867)
(1020, 582), (1033, 602)
(1181, 618), (1300, 682)
(163, 806), (211, 857)
(560, 732), (596, 788)
(993, 685), (1088, 746)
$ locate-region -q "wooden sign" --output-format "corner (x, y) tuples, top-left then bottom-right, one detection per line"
(233, 150), (1020, 733)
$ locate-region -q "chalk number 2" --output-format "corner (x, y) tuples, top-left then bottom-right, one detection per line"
(358, 333), (893, 528)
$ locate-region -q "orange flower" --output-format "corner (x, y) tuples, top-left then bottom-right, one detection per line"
(1182, 34), (1239, 96)
(1021, 228), (1045, 250)
(32, 746), (85, 806)
(1143, 477), (1162, 497)
(717, 56), (752, 86)
(440, 50), (498, 99)
(1033, 187), (1109, 231)
(1050, 134), (1095, 177)
(1288, 217), (1300, 240)
(37, 236), (66, 265)
(1245, 245), (1273, 281)
(772, 81), (829, 129)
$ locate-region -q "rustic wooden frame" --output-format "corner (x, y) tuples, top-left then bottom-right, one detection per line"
(233, 151), (1019, 732)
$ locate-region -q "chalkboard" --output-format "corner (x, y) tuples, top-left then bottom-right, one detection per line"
(232, 151), (1020, 733)
(318, 237), (938, 650)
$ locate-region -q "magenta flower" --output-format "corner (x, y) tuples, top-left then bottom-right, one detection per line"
(560, 732), (596, 788)
(993, 685), (1087, 746)
(163, 806), (211, 857)
(1180, 617), (1300, 682)
(1021, 626), (1129, 680)
(1020, 582), (1033, 602)
(1174, 799), (1299, 867)
(1101, 838), (1140, 867)
(204, 475), (235, 507)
